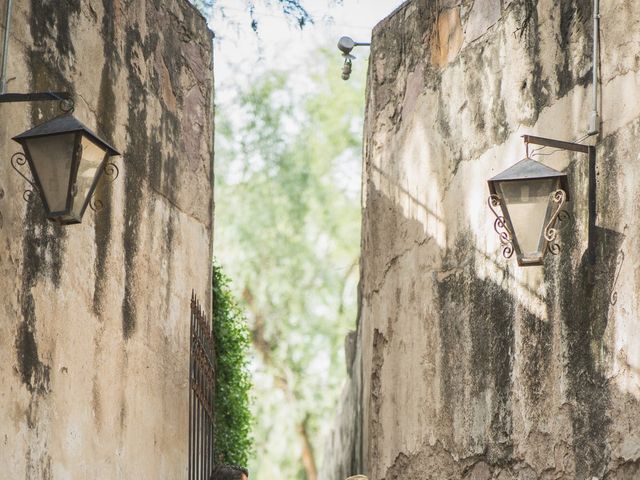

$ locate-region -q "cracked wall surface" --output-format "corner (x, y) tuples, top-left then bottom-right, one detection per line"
(0, 0), (213, 478)
(324, 0), (640, 479)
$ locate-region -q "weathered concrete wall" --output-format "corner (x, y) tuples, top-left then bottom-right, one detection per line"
(351, 0), (640, 478)
(319, 329), (364, 480)
(0, 0), (213, 478)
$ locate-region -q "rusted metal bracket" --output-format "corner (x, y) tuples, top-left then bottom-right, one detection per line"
(523, 135), (591, 154)
(0, 92), (74, 113)
(0, 91), (71, 103)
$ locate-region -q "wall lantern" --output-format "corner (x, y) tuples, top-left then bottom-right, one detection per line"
(1, 3), (118, 225)
(12, 113), (120, 224)
(488, 157), (569, 266)
(488, 135), (596, 266)
(1, 92), (120, 225)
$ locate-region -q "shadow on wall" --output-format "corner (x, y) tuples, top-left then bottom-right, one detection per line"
(365, 179), (634, 479)
(370, 161), (550, 315)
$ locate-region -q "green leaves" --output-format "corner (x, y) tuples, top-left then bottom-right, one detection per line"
(212, 262), (253, 466)
(215, 48), (365, 477)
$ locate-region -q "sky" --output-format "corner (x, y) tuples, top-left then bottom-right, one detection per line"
(207, 0), (407, 197)
(207, 0), (407, 93)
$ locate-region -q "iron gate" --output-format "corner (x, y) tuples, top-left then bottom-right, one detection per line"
(189, 292), (215, 480)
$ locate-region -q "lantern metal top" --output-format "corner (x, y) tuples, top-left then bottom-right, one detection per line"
(488, 157), (569, 200)
(12, 113), (120, 156)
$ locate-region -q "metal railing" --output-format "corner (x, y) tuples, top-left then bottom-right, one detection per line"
(189, 292), (215, 480)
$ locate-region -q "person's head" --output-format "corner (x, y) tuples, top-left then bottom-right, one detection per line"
(210, 464), (249, 480)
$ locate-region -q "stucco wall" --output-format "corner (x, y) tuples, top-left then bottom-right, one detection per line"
(347, 0), (640, 479)
(0, 0), (213, 478)
(319, 329), (364, 480)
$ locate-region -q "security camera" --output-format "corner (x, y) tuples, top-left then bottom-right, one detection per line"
(338, 36), (356, 55)
(337, 36), (370, 80)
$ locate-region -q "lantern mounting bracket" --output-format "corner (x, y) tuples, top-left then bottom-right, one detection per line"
(0, 91), (74, 112)
(522, 135), (591, 154)
(521, 134), (597, 265)
(0, 91), (71, 103)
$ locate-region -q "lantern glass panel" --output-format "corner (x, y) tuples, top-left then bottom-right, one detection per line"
(70, 135), (108, 219)
(497, 178), (558, 261)
(26, 133), (76, 213)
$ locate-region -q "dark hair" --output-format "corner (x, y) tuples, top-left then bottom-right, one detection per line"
(210, 464), (249, 480)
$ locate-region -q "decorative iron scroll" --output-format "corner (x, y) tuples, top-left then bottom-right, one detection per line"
(59, 97), (75, 113)
(88, 162), (120, 213)
(103, 161), (119, 182)
(544, 189), (567, 255)
(46, 91), (75, 114)
(610, 250), (625, 306)
(10, 152), (37, 203)
(89, 197), (104, 213)
(189, 292), (215, 480)
(488, 194), (514, 259)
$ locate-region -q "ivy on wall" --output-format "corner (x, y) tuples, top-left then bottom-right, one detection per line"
(212, 261), (253, 466)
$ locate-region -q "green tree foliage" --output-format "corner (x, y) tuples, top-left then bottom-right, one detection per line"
(215, 50), (365, 478)
(212, 262), (253, 467)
